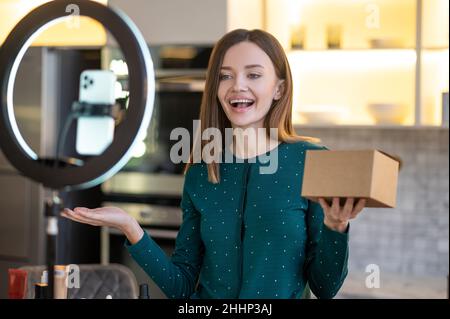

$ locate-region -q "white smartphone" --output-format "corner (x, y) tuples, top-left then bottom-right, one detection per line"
(76, 70), (117, 155)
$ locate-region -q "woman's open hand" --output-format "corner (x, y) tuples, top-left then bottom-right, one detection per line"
(318, 197), (366, 233)
(61, 206), (144, 244)
(62, 206), (130, 229)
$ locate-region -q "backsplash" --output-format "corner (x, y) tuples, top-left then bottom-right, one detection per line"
(295, 126), (449, 282)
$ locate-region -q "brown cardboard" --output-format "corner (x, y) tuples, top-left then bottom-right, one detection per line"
(301, 150), (400, 208)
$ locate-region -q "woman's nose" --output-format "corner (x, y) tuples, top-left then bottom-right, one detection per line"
(232, 75), (249, 92)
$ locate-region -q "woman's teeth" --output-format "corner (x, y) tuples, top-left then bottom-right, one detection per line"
(229, 99), (255, 108)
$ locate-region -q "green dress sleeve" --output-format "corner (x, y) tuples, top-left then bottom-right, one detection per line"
(303, 199), (349, 299)
(125, 174), (204, 299)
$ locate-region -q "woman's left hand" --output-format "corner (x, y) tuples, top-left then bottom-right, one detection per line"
(318, 197), (366, 233)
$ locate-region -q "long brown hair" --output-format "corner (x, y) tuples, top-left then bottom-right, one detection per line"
(183, 29), (319, 183)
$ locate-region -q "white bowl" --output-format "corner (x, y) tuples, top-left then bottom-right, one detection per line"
(367, 103), (407, 124)
(299, 111), (342, 125)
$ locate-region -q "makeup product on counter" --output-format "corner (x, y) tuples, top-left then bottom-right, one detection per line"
(8, 269), (28, 299)
(34, 269), (49, 299)
(34, 283), (49, 299)
(138, 283), (150, 299)
(41, 270), (48, 284)
(40, 266), (68, 299)
(54, 265), (68, 299)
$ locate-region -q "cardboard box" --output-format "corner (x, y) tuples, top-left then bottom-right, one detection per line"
(301, 150), (400, 208)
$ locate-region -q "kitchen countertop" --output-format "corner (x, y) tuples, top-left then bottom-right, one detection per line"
(332, 272), (448, 299)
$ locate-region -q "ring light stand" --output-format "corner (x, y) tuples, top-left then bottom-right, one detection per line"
(0, 0), (155, 298)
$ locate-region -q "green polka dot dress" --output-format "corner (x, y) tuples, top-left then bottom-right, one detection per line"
(126, 141), (349, 299)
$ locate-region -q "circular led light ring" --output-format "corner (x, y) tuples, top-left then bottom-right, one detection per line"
(0, 0), (154, 190)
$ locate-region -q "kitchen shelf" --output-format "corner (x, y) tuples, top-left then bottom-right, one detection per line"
(422, 46), (450, 51)
(293, 124), (449, 130)
(289, 47), (448, 53)
(268, 0), (449, 127)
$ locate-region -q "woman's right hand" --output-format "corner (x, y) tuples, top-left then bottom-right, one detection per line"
(61, 206), (144, 244)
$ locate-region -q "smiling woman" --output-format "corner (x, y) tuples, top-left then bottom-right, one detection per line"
(217, 42), (284, 127)
(185, 29), (320, 184)
(62, 29), (367, 299)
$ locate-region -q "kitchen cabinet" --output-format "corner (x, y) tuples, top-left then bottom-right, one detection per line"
(106, 0), (263, 45)
(107, 0), (448, 127)
(264, 0), (449, 127)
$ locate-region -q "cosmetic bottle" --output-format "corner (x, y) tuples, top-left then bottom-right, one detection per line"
(138, 284), (149, 299)
(34, 270), (49, 299)
(54, 265), (68, 299)
(34, 283), (49, 299)
(8, 269), (28, 299)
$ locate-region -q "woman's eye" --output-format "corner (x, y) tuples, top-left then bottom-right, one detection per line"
(219, 74), (231, 81)
(248, 73), (261, 79)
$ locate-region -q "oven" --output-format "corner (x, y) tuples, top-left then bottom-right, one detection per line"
(101, 44), (212, 199)
(100, 45), (212, 298)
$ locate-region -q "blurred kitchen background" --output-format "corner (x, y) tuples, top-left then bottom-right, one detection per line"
(0, 0), (448, 299)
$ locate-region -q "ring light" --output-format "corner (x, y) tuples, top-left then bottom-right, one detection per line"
(0, 0), (155, 191)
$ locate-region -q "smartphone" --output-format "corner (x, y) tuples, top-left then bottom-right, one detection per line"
(76, 70), (117, 155)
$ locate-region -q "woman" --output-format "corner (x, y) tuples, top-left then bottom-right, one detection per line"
(62, 29), (366, 299)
